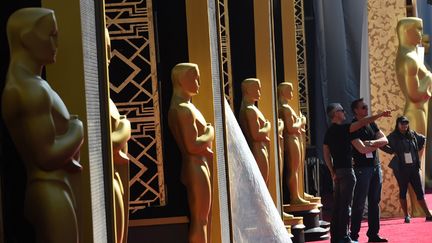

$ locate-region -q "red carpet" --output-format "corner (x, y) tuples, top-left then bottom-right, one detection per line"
(316, 192), (432, 243)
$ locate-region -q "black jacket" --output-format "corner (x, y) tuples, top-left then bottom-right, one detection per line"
(380, 130), (425, 171)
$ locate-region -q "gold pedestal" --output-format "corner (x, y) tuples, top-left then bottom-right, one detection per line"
(284, 203), (318, 213)
(304, 195), (322, 205)
(283, 212), (305, 243)
(285, 225), (294, 238)
(284, 203), (329, 242)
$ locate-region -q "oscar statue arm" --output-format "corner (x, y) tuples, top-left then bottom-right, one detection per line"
(277, 118), (284, 134)
(111, 116), (131, 152)
(177, 106), (214, 157)
(404, 58), (431, 102)
(281, 107), (302, 135)
(245, 108), (270, 141)
(2, 88), (84, 171)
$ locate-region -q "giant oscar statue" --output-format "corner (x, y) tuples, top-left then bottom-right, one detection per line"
(396, 17), (432, 216)
(168, 63), (214, 243)
(105, 28), (132, 243)
(239, 78), (271, 185)
(2, 8), (83, 242)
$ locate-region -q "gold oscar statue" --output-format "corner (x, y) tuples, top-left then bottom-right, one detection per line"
(239, 78), (271, 185)
(2, 8), (83, 242)
(105, 28), (132, 243)
(277, 82), (310, 205)
(396, 17), (432, 216)
(278, 116), (302, 224)
(168, 63), (214, 243)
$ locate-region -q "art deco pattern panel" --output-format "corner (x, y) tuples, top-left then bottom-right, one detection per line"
(105, 0), (166, 218)
(294, 0), (311, 145)
(217, 0), (234, 108)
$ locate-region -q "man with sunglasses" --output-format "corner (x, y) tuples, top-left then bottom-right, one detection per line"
(323, 103), (391, 243)
(349, 98), (388, 243)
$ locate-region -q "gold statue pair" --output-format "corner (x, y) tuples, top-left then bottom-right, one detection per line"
(238, 78), (314, 205)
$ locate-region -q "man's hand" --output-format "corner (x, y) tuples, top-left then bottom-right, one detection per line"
(379, 110), (392, 117)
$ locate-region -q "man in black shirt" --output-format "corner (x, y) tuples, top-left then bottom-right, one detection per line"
(323, 103), (391, 243)
(349, 98), (388, 243)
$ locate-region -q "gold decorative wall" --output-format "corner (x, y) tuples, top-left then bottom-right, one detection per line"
(294, 0), (311, 145)
(105, 0), (166, 218)
(217, 0), (234, 109)
(368, 0), (405, 217)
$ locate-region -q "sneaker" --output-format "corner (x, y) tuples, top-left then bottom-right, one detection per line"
(404, 215), (411, 223)
(350, 235), (358, 243)
(368, 235), (388, 242)
(426, 216), (432, 221)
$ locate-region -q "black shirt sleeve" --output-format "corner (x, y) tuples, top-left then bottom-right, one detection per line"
(370, 122), (380, 136)
(349, 126), (360, 142)
(414, 132), (426, 150)
(324, 130), (330, 145)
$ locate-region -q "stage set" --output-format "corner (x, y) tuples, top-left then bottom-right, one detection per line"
(1, 0), (432, 243)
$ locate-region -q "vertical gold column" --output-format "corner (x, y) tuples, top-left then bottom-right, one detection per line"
(368, 0), (405, 217)
(253, 0), (280, 205)
(185, 1), (221, 242)
(281, 0), (300, 112)
(41, 1), (112, 242)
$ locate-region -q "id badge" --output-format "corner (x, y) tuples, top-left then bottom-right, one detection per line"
(404, 153), (413, 164)
(365, 152), (373, 158)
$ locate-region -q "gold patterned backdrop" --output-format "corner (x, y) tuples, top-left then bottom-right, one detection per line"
(368, 0), (405, 217)
(105, 0), (166, 219)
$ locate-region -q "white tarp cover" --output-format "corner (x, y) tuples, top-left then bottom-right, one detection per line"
(225, 99), (292, 243)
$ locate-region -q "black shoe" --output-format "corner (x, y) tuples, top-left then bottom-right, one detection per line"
(404, 215), (411, 223)
(368, 235), (388, 242)
(426, 216), (432, 221)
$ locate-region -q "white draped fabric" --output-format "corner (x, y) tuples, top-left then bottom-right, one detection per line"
(225, 99), (291, 243)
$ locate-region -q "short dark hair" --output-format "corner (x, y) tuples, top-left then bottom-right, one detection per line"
(351, 98), (364, 113)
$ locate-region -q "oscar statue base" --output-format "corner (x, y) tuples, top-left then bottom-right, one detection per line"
(283, 213), (305, 243)
(284, 204), (330, 242)
(285, 225), (294, 238)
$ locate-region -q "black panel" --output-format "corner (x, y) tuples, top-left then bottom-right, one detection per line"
(130, 0), (190, 220)
(228, 0), (256, 117)
(304, 0), (316, 146)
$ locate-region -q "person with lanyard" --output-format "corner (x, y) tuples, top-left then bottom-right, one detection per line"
(380, 116), (432, 223)
(349, 98), (388, 243)
(323, 103), (391, 243)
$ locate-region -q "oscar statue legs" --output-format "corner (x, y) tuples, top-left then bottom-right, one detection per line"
(25, 180), (78, 243)
(114, 173), (125, 243)
(252, 144), (270, 184)
(181, 160), (212, 243)
(286, 136), (309, 205)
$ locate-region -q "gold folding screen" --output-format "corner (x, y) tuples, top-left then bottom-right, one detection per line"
(367, 0), (406, 217)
